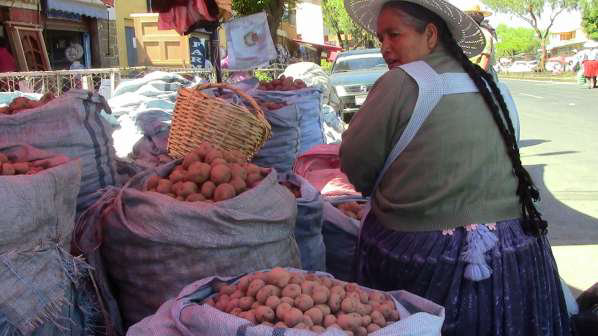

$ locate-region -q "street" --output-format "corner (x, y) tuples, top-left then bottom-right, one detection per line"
(502, 79), (598, 296)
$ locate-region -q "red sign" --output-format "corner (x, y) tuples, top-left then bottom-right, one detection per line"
(102, 0), (114, 7)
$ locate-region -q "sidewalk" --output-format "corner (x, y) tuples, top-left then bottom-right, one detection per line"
(499, 72), (576, 83)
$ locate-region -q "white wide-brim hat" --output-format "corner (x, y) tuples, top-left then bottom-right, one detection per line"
(344, 0), (485, 57)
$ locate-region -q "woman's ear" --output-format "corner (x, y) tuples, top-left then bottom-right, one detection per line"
(424, 23), (439, 51)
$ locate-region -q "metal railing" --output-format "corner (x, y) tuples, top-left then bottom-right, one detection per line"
(0, 66), (286, 97)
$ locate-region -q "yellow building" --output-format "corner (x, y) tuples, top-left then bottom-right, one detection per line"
(114, 0), (148, 67)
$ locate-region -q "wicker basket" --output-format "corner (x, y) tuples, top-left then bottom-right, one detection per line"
(167, 83), (271, 160)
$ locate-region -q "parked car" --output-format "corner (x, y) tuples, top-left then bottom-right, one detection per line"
(329, 48), (387, 122)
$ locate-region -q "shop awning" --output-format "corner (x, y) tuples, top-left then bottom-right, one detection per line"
(47, 0), (108, 19)
(292, 39), (343, 52)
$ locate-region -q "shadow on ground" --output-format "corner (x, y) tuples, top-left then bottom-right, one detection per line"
(520, 139), (551, 148)
(525, 164), (598, 246)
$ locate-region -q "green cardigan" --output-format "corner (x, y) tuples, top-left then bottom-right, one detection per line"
(339, 48), (521, 232)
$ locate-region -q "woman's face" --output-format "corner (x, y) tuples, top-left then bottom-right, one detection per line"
(376, 7), (437, 69)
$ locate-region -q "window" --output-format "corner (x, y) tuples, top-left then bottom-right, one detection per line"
(3, 22), (51, 71)
(560, 31), (575, 41)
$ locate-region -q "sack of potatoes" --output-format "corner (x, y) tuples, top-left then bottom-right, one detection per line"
(128, 268), (446, 336)
(145, 142), (271, 203)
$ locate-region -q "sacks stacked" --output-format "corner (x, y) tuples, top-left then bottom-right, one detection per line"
(0, 144), (100, 335)
(128, 268), (446, 336)
(76, 157), (301, 329)
(279, 173), (326, 272)
(0, 90), (118, 212)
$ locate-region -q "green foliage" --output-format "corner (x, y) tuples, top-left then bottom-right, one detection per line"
(495, 24), (541, 57)
(321, 0), (376, 49)
(581, 0), (598, 40)
(254, 70), (273, 82)
(320, 60), (333, 73)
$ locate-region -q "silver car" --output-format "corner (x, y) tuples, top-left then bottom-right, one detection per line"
(330, 49), (387, 122)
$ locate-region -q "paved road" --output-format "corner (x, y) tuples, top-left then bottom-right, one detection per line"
(502, 79), (598, 295)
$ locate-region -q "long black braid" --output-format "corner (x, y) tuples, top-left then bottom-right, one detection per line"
(386, 2), (547, 235)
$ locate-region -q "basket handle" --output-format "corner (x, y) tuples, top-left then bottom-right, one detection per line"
(194, 82), (265, 118)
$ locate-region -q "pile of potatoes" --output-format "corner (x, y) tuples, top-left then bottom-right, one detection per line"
(0, 153), (48, 176)
(254, 97), (288, 111)
(205, 268), (400, 335)
(335, 202), (365, 220)
(0, 93), (55, 115)
(279, 181), (301, 198)
(258, 76), (307, 91)
(145, 143), (271, 203)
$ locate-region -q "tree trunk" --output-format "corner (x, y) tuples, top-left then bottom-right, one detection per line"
(267, 1), (285, 45)
(539, 38), (547, 72)
(336, 31), (344, 49)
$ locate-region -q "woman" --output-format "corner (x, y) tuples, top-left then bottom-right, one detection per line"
(584, 48), (598, 89)
(465, 4), (499, 81)
(340, 0), (571, 334)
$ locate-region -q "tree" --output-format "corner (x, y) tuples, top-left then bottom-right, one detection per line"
(482, 0), (579, 71)
(321, 0), (377, 49)
(232, 0), (294, 41)
(581, 0), (598, 40)
(495, 24), (541, 57)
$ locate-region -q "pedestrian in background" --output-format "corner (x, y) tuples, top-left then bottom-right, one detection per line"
(584, 48), (598, 89)
(465, 4), (498, 82)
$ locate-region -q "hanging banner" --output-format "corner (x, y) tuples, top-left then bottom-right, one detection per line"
(189, 35), (208, 68)
(224, 12), (277, 70)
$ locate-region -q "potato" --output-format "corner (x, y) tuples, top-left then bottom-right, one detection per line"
(366, 323), (381, 333)
(193, 142), (213, 160)
(328, 293), (342, 313)
(321, 277), (333, 288)
(211, 158), (228, 166)
(230, 164), (248, 180)
(215, 294), (230, 311)
(354, 326), (367, 336)
(301, 281), (318, 296)
(305, 307), (324, 325)
(230, 177), (247, 194)
(280, 296), (294, 306)
(213, 183), (236, 202)
(312, 286), (330, 304)
(294, 294), (314, 312)
(239, 310), (256, 324)
(178, 181), (198, 197)
(186, 162), (211, 184)
(226, 298), (240, 313)
(201, 181), (216, 199)
(156, 179), (172, 194)
(378, 301), (395, 320)
(330, 285), (346, 297)
(341, 297), (359, 314)
(295, 322), (307, 329)
(205, 149), (224, 164)
(345, 283), (359, 293)
(1, 163), (15, 175)
(239, 296), (255, 310)
(244, 163), (261, 175)
(252, 302), (261, 310)
(347, 292), (361, 302)
(182, 152), (200, 169)
(389, 308), (400, 321)
(283, 307), (303, 327)
(281, 284), (301, 299)
(210, 164), (232, 185)
(0, 153), (7, 163)
(246, 172), (262, 188)
(323, 314), (337, 327)
(186, 193), (206, 202)
(171, 181), (183, 195)
(311, 325), (326, 333)
(219, 284), (236, 296)
(274, 321), (288, 328)
(231, 307), (243, 316)
(276, 302), (292, 320)
(176, 196), (185, 201)
(255, 306), (275, 323)
(289, 273), (305, 285)
(238, 275), (254, 292)
(261, 321), (273, 327)
(371, 310), (386, 327)
(146, 175), (161, 190)
(361, 315), (372, 326)
(315, 304), (331, 316)
(247, 279), (266, 297)
(302, 314), (314, 327)
(337, 313), (360, 331)
(256, 285), (281, 304)
(265, 296), (281, 310)
(355, 303), (371, 316)
(12, 162), (29, 174)
(169, 168), (186, 183)
(304, 274), (319, 282)
(266, 267), (291, 288)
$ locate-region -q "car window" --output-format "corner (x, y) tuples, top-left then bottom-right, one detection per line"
(332, 54), (386, 73)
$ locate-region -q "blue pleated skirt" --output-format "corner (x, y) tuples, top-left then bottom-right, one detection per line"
(355, 214), (572, 336)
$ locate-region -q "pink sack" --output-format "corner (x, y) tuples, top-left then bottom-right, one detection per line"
(293, 144), (360, 198)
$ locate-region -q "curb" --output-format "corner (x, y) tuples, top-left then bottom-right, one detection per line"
(498, 75), (576, 83)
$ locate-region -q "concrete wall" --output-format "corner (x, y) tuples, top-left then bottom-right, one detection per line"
(91, 18), (119, 67)
(115, 0), (148, 67)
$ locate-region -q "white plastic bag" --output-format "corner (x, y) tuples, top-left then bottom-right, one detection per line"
(224, 12), (277, 70)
